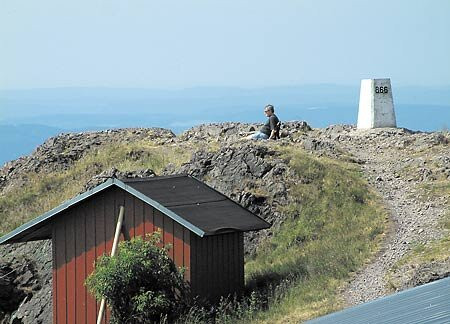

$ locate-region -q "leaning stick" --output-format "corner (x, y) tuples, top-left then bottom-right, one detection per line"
(96, 205), (125, 324)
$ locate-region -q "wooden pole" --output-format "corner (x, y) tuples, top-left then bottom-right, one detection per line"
(96, 205), (125, 324)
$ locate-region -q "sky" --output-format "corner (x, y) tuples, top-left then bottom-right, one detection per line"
(1, 0), (450, 89)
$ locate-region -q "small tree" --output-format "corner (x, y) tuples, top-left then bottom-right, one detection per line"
(85, 233), (189, 323)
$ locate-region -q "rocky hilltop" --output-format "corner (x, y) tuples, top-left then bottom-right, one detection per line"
(0, 122), (449, 323)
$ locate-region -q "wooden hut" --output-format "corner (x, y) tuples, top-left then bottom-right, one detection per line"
(0, 175), (270, 324)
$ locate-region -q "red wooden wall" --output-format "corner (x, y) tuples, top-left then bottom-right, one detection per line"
(52, 185), (244, 323)
(52, 186), (191, 324)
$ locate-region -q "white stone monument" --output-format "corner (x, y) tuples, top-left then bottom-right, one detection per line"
(357, 78), (396, 129)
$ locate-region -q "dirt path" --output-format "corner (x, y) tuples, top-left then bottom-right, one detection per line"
(331, 128), (449, 306)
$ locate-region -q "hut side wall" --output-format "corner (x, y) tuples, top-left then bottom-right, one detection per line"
(52, 186), (191, 324)
(190, 232), (244, 302)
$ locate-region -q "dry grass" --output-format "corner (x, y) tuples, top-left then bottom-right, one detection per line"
(241, 148), (386, 323)
(0, 140), (193, 236)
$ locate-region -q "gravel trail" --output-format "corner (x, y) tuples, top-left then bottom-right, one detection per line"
(332, 128), (449, 306)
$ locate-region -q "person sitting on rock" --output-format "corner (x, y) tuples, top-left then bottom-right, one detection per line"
(245, 104), (280, 140)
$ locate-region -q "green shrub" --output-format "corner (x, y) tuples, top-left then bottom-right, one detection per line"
(85, 233), (189, 323)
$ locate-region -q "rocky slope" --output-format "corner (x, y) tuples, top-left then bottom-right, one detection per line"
(0, 123), (448, 323)
(0, 128), (175, 194)
(0, 241), (52, 324)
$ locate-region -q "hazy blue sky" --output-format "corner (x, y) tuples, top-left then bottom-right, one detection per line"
(1, 0), (449, 89)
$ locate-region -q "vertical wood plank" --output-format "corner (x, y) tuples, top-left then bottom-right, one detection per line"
(214, 236), (220, 301)
(173, 223), (184, 268)
(52, 226), (57, 324)
(201, 236), (208, 298)
(229, 233), (234, 295)
(234, 233), (240, 292)
(95, 195), (106, 323)
(85, 201), (97, 324)
(163, 217), (174, 259)
(66, 212), (76, 324)
(55, 217), (67, 324)
(144, 205), (154, 237)
(183, 229), (191, 282)
(192, 235), (200, 298)
(201, 237), (207, 299)
(134, 197), (145, 238)
(154, 210), (164, 248)
(229, 233), (236, 295)
(238, 233), (244, 293)
(207, 236), (214, 300)
(216, 234), (224, 298)
(95, 195), (106, 258)
(104, 188), (116, 260)
(75, 208), (86, 324)
(188, 232), (195, 294)
(112, 188), (126, 324)
(103, 188), (115, 324)
(115, 187), (126, 241)
(124, 192), (135, 239)
(211, 236), (218, 301)
(223, 233), (230, 296)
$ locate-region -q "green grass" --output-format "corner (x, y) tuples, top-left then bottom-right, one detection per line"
(241, 148), (387, 323)
(420, 181), (450, 201)
(386, 235), (450, 291)
(232, 150), (387, 323)
(0, 140), (192, 236)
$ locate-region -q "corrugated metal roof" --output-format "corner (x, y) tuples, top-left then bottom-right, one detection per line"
(0, 175), (270, 245)
(307, 277), (450, 324)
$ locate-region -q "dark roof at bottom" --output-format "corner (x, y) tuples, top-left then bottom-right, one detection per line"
(306, 277), (450, 324)
(0, 175), (270, 244)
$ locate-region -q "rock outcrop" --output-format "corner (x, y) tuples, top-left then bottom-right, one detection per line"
(173, 143), (296, 254)
(0, 241), (52, 324)
(0, 128), (175, 194)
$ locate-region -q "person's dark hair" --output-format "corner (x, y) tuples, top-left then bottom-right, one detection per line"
(265, 104), (275, 113)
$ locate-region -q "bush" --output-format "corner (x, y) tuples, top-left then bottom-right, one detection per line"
(85, 233), (189, 323)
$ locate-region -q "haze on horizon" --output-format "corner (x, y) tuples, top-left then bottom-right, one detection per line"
(1, 0), (450, 90)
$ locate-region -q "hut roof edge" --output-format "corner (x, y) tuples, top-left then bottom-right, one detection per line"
(0, 177), (206, 245)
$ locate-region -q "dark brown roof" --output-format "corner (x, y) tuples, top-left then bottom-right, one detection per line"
(123, 175), (271, 235)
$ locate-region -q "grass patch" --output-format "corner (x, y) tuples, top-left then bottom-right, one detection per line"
(241, 149), (386, 322)
(0, 141), (192, 236)
(246, 149), (385, 280)
(386, 235), (450, 291)
(419, 181), (450, 201)
(405, 237), (450, 265)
